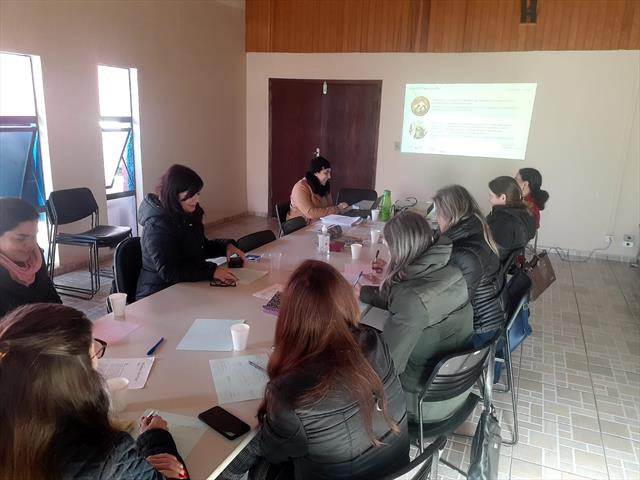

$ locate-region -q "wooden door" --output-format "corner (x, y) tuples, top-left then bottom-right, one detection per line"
(269, 79), (382, 214)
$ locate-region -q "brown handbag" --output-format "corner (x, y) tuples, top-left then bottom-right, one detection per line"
(526, 250), (556, 301)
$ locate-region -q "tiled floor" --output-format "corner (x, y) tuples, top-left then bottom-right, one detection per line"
(55, 215), (640, 479)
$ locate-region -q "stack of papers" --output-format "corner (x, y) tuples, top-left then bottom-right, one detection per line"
(92, 318), (140, 343)
(233, 268), (268, 285)
(177, 319), (245, 352)
(97, 357), (155, 389)
(320, 214), (360, 227)
(209, 354), (269, 404)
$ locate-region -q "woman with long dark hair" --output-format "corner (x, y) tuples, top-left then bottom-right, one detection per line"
(0, 197), (61, 317)
(136, 164), (244, 299)
(220, 260), (408, 480)
(487, 176), (536, 261)
(515, 167), (549, 229)
(287, 156), (348, 222)
(359, 211), (474, 424)
(0, 303), (186, 479)
(433, 185), (505, 343)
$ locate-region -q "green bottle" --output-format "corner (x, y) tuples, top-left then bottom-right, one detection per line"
(379, 190), (392, 222)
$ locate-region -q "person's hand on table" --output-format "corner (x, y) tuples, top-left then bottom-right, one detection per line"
(337, 202), (349, 212)
(139, 414), (169, 433)
(213, 267), (238, 284)
(146, 453), (187, 479)
(371, 258), (386, 274)
(226, 244), (246, 261)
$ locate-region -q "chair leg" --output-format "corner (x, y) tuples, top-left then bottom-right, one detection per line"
(418, 399), (425, 453)
(430, 449), (440, 480)
(500, 330), (520, 445)
(440, 458), (467, 478)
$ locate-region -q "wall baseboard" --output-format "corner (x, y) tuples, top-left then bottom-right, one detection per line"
(539, 245), (636, 264)
(246, 210), (270, 218)
(203, 211), (250, 229)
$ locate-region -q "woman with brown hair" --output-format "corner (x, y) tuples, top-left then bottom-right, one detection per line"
(0, 303), (187, 480)
(221, 260), (408, 480)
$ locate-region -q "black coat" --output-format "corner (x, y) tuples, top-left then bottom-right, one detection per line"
(136, 194), (235, 300)
(445, 216), (505, 334)
(0, 250), (61, 317)
(257, 326), (409, 480)
(486, 205), (536, 261)
(61, 429), (184, 479)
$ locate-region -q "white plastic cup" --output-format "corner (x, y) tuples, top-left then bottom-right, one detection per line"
(268, 252), (283, 272)
(370, 229), (381, 245)
(351, 243), (363, 260)
(108, 293), (127, 317)
(370, 209), (380, 222)
(231, 323), (250, 351)
(106, 377), (130, 413)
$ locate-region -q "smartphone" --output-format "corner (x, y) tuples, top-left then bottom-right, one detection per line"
(198, 406), (250, 440)
(246, 254), (262, 261)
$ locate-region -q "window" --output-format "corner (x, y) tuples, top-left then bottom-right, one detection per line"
(97, 65), (140, 234)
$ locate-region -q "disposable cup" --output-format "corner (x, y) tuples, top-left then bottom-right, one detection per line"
(231, 323), (250, 351)
(351, 243), (363, 260)
(370, 229), (381, 245)
(108, 293), (127, 317)
(106, 377), (130, 413)
(370, 209), (380, 222)
(268, 252), (283, 272)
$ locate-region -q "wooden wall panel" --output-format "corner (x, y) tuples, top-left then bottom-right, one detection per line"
(246, 0), (640, 52)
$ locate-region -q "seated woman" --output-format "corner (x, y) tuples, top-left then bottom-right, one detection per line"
(359, 211), (474, 424)
(0, 303), (187, 479)
(136, 164), (244, 300)
(0, 197), (61, 317)
(287, 156), (348, 222)
(433, 185), (505, 344)
(486, 176), (536, 262)
(221, 260), (408, 480)
(515, 167), (549, 229)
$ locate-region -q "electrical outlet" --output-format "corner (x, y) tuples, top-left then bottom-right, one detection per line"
(623, 241), (634, 248)
(624, 234), (635, 242)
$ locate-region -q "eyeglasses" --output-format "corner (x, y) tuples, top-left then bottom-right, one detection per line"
(92, 338), (107, 359)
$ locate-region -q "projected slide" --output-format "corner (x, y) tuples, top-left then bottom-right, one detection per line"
(401, 83), (537, 160)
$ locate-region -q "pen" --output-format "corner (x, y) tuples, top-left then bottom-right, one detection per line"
(352, 271), (363, 288)
(144, 409), (158, 420)
(248, 360), (267, 373)
(146, 337), (164, 356)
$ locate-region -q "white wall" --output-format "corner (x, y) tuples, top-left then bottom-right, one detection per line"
(0, 0), (246, 267)
(247, 51), (640, 259)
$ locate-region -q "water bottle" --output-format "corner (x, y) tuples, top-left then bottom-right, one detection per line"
(379, 190), (392, 222)
(317, 225), (330, 257)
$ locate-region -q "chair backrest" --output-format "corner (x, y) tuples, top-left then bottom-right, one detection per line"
(47, 188), (99, 225)
(113, 237), (142, 304)
(505, 270), (532, 328)
(336, 188), (378, 207)
(274, 201), (290, 226)
(237, 230), (277, 252)
(383, 436), (446, 480)
(281, 216), (307, 236)
(419, 344), (491, 403)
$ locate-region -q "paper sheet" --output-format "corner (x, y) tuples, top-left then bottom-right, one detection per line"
(97, 357), (155, 389)
(253, 283), (284, 300)
(206, 257), (227, 266)
(341, 272), (379, 287)
(140, 410), (207, 459)
(344, 263), (375, 276)
(320, 214), (360, 226)
(92, 318), (141, 343)
(232, 268), (268, 285)
(209, 354), (269, 404)
(177, 319), (245, 352)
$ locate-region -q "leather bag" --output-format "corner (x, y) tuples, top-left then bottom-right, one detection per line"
(468, 407), (502, 480)
(526, 250), (556, 301)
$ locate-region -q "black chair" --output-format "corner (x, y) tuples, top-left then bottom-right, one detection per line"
(382, 436), (447, 480)
(46, 188), (131, 299)
(274, 201), (290, 237)
(281, 216), (306, 236)
(491, 270), (532, 445)
(237, 230), (277, 252)
(336, 188), (378, 208)
(113, 237), (142, 305)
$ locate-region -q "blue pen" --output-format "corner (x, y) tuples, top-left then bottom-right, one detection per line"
(352, 271), (363, 288)
(146, 337), (164, 356)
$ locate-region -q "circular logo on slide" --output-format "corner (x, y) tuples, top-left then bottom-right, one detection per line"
(409, 121), (427, 140)
(411, 96), (430, 116)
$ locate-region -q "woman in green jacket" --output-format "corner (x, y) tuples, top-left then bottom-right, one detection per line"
(359, 211), (474, 424)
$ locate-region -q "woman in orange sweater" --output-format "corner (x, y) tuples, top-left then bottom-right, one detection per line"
(288, 156), (348, 222)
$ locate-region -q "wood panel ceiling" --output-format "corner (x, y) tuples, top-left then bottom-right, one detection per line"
(246, 0), (640, 52)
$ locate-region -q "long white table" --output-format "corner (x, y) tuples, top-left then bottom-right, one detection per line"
(98, 221), (390, 479)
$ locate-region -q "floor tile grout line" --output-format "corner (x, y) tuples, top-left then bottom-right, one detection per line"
(568, 260), (613, 480)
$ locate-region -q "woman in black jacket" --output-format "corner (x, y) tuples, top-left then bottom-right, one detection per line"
(486, 176), (536, 262)
(136, 164), (244, 300)
(0, 197), (61, 317)
(433, 185), (505, 344)
(0, 303), (187, 479)
(220, 260), (408, 480)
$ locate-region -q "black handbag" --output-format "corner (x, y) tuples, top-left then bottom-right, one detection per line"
(468, 407), (502, 480)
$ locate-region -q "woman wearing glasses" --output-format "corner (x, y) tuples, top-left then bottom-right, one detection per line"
(0, 303), (187, 479)
(136, 164), (245, 300)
